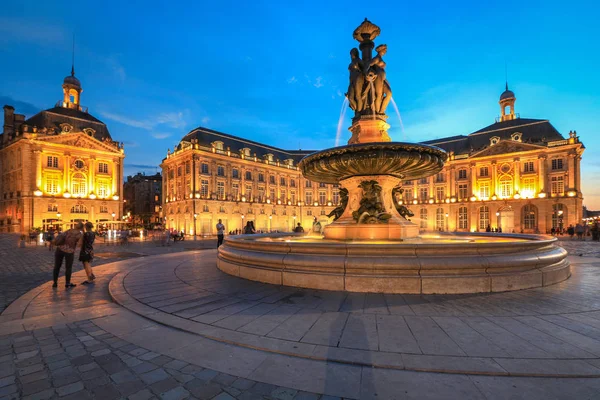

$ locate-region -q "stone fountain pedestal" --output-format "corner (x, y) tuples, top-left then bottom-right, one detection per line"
(324, 175), (418, 240)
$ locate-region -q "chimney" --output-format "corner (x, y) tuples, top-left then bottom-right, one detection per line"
(3, 105), (15, 144)
(14, 114), (25, 136)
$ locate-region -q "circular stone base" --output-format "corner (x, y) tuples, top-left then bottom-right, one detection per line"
(217, 233), (570, 294)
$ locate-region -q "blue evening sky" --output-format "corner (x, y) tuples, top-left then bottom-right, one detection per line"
(1, 1), (599, 207)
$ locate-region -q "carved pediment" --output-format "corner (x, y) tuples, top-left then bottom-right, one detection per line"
(471, 140), (545, 158)
(34, 132), (120, 153)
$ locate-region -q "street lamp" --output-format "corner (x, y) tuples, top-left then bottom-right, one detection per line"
(269, 214), (272, 232)
(445, 213), (449, 232)
(558, 210), (564, 233)
(193, 213), (198, 238)
(496, 211), (500, 231)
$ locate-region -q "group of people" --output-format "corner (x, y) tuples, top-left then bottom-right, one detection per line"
(564, 222), (600, 241)
(485, 225), (503, 233)
(52, 222), (96, 289)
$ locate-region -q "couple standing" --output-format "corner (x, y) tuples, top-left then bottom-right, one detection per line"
(53, 221), (96, 288)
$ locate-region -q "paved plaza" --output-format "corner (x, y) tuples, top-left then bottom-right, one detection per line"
(1, 235), (600, 399)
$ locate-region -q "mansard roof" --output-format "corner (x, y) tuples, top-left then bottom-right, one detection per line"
(23, 106), (112, 141)
(420, 118), (567, 156)
(179, 126), (315, 162)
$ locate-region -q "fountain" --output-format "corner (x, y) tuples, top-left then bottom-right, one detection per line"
(217, 19), (570, 294)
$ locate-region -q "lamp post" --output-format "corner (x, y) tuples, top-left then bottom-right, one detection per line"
(112, 212), (116, 231)
(241, 214), (245, 232)
(293, 214), (296, 232)
(445, 213), (449, 232)
(193, 213), (198, 238)
(558, 210), (564, 233)
(496, 211), (500, 231)
(269, 214), (272, 232)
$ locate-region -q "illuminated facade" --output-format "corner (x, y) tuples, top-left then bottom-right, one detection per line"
(123, 172), (162, 228)
(409, 85), (584, 233)
(160, 131), (337, 235)
(163, 84), (584, 235)
(0, 69), (124, 233)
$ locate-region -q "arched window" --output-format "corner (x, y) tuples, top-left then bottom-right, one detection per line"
(436, 208), (445, 231)
(72, 173), (87, 196)
(479, 206), (490, 231)
(552, 204), (567, 229)
(419, 208), (428, 229)
(458, 206), (468, 230)
(499, 176), (513, 198)
(522, 204), (537, 230)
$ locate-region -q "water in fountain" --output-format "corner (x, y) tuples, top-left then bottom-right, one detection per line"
(390, 97), (406, 142)
(335, 97), (349, 147)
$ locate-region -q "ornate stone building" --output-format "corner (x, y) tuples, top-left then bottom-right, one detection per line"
(160, 132), (337, 235)
(0, 68), (125, 233)
(163, 84), (584, 235)
(411, 85), (584, 233)
(123, 172), (162, 228)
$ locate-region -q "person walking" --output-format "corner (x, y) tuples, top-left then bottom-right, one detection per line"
(216, 219), (225, 248)
(53, 222), (83, 289)
(575, 223), (584, 240)
(80, 222), (96, 285)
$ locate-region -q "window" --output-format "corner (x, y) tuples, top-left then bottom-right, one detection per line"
(305, 180), (312, 188)
(552, 204), (566, 229)
(319, 191), (326, 205)
(480, 166), (489, 177)
(185, 161), (190, 174)
(404, 180), (413, 186)
(74, 160), (84, 169)
(47, 203), (58, 212)
(245, 184), (252, 198)
(168, 169), (174, 179)
(522, 177), (535, 196)
(45, 175), (59, 194)
(260, 208), (265, 215)
(201, 163), (209, 174)
(258, 187), (265, 201)
(232, 183), (239, 199)
(305, 191), (313, 205)
(248, 207), (253, 214)
(100, 205), (108, 213)
(479, 206), (490, 231)
(269, 175), (275, 185)
(419, 188), (428, 201)
(332, 190), (339, 205)
(217, 166), (225, 177)
(523, 161), (534, 173)
(217, 181), (225, 199)
(280, 189), (286, 201)
(551, 159), (564, 170)
(219, 206), (225, 213)
(458, 206), (468, 230)
(71, 204), (88, 214)
(47, 156), (59, 168)
(269, 188), (275, 201)
(458, 169), (467, 180)
(436, 173), (445, 183)
(307, 210), (313, 216)
(97, 181), (109, 198)
(551, 176), (564, 195)
(200, 179), (209, 197)
(280, 177), (286, 186)
(436, 208), (445, 231)
(258, 173), (265, 183)
(245, 171), (252, 181)
(458, 184), (468, 200)
(177, 166), (182, 177)
(232, 168), (239, 179)
(203, 205), (209, 212)
(98, 162), (108, 173)
(319, 182), (327, 188)
(419, 178), (428, 185)
(213, 141), (224, 150)
(419, 208), (427, 229)
(523, 204), (537, 230)
(436, 187), (445, 201)
(479, 182), (490, 199)
(291, 191), (296, 204)
(499, 176), (513, 198)
(72, 173), (87, 196)
(290, 179), (296, 188)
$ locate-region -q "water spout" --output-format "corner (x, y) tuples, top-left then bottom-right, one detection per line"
(335, 97), (349, 147)
(390, 97), (406, 141)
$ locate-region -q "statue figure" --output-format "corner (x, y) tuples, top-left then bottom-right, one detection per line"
(352, 180), (391, 224)
(392, 187), (414, 219)
(347, 48), (365, 111)
(368, 44), (392, 114)
(327, 188), (349, 221)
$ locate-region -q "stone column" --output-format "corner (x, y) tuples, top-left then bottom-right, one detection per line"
(513, 158), (520, 194)
(64, 154), (71, 193)
(112, 158), (118, 196)
(568, 152), (576, 191)
(448, 166), (455, 198)
(89, 157), (95, 195)
(34, 150), (42, 190)
(470, 163), (476, 197)
(538, 155), (547, 193)
(428, 177), (434, 202)
(491, 161), (497, 197)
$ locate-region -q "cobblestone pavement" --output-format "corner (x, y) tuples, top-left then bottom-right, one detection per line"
(2, 236), (600, 399)
(0, 234), (215, 313)
(556, 236), (600, 258)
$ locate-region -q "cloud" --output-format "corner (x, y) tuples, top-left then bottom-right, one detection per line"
(313, 77), (324, 88)
(155, 112), (186, 129)
(0, 17), (65, 45)
(0, 96), (40, 116)
(287, 76), (298, 84)
(122, 141), (139, 148)
(201, 117), (210, 124)
(104, 56), (126, 82)
(124, 163), (157, 169)
(151, 132), (172, 139)
(99, 111), (152, 129)
(100, 110), (187, 132)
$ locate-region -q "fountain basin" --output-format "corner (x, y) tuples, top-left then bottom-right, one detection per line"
(217, 233), (570, 294)
(298, 142), (447, 184)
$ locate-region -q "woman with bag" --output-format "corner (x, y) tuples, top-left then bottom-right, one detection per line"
(52, 222), (83, 289)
